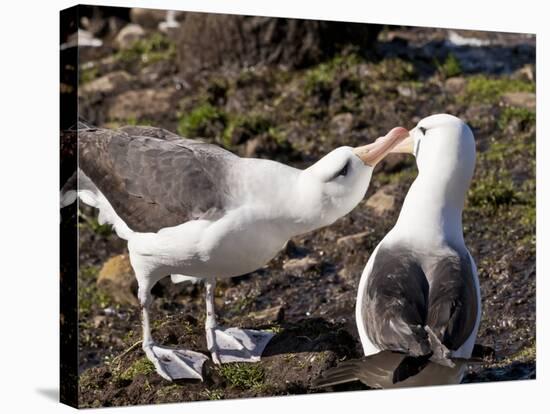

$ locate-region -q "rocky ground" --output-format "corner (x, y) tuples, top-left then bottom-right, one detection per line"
(73, 9), (536, 408)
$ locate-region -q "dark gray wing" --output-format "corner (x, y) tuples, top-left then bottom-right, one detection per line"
(117, 125), (182, 141)
(362, 246), (431, 356)
(78, 127), (238, 233)
(426, 251), (478, 351)
(362, 244), (478, 358)
(313, 350), (477, 389)
(313, 351), (407, 389)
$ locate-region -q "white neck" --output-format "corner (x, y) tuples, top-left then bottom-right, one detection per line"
(393, 176), (465, 248)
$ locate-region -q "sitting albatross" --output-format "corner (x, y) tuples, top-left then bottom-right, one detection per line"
(61, 124), (408, 381)
(315, 114), (482, 389)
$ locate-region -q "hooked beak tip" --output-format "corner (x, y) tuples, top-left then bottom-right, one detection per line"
(353, 127), (410, 166)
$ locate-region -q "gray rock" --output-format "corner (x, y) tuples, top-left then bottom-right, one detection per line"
(81, 71), (133, 95)
(365, 184), (397, 216)
(115, 23), (146, 50)
(283, 256), (319, 273)
(397, 84), (416, 98)
(106, 87), (179, 121)
(330, 113), (354, 135)
(502, 92), (535, 110)
(130, 8), (184, 30)
(445, 77), (466, 94)
(130, 8), (167, 28)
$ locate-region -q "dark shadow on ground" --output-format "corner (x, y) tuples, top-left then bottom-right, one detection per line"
(262, 317), (360, 358)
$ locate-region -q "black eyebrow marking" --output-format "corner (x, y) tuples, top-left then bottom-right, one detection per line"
(418, 126), (427, 135)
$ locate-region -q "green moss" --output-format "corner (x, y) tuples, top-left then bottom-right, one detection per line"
(436, 53), (462, 78)
(518, 203), (536, 229)
(468, 173), (517, 208)
(267, 325), (284, 335)
(461, 75), (535, 104)
(118, 357), (155, 381)
(177, 102), (227, 137)
(304, 53), (362, 94)
(223, 113), (273, 146)
(228, 296), (255, 314)
(80, 66), (99, 84)
(217, 363), (266, 390)
(78, 209), (112, 237)
(156, 384), (181, 399)
(483, 137), (535, 165)
(115, 33), (176, 66)
(514, 341), (536, 361)
(498, 107), (536, 131)
(200, 389), (224, 400)
(376, 167), (417, 186)
(494, 341), (536, 367)
(371, 57), (416, 81)
(517, 179), (536, 228)
(78, 266), (111, 316)
(125, 116), (153, 126)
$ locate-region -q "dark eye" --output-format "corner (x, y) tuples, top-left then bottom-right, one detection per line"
(338, 162), (349, 177)
(418, 126), (427, 135)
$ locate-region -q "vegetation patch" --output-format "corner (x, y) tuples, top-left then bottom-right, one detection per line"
(223, 113), (273, 146)
(78, 266), (111, 317)
(217, 363), (266, 390)
(200, 389), (224, 400)
(436, 53), (462, 78)
(177, 102), (227, 138)
(494, 341), (536, 368)
(80, 66), (99, 84)
(461, 75), (535, 104)
(468, 173), (517, 208)
(105, 117), (153, 129)
(156, 384), (182, 399)
(228, 296), (255, 314)
(498, 107), (536, 131)
(304, 53), (362, 95)
(483, 136), (535, 165)
(370, 57), (416, 81)
(118, 357), (155, 381)
(115, 33), (176, 66)
(78, 209), (112, 237)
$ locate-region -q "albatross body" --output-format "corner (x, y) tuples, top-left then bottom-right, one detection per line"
(315, 114), (481, 389)
(63, 124), (407, 381)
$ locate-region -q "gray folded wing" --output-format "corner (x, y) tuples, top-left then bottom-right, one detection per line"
(313, 350), (475, 389)
(78, 126), (238, 233)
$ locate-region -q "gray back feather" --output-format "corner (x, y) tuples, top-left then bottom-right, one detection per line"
(78, 126), (238, 233)
(361, 244), (477, 356)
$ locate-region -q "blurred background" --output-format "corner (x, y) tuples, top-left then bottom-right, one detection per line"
(65, 5), (536, 407)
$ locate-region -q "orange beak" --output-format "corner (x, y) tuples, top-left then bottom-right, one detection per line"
(353, 127), (410, 166)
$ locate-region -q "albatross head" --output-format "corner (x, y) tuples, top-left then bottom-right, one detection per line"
(299, 127), (408, 228)
(390, 114), (476, 204)
(382, 114), (476, 245)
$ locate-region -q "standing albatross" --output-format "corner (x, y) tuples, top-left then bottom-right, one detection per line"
(61, 124), (408, 381)
(315, 114), (481, 389)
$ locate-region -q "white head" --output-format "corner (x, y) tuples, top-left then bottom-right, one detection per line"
(387, 114), (476, 245)
(296, 127), (408, 230)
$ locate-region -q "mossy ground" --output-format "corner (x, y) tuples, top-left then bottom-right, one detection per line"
(115, 33), (176, 67)
(77, 25), (536, 406)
